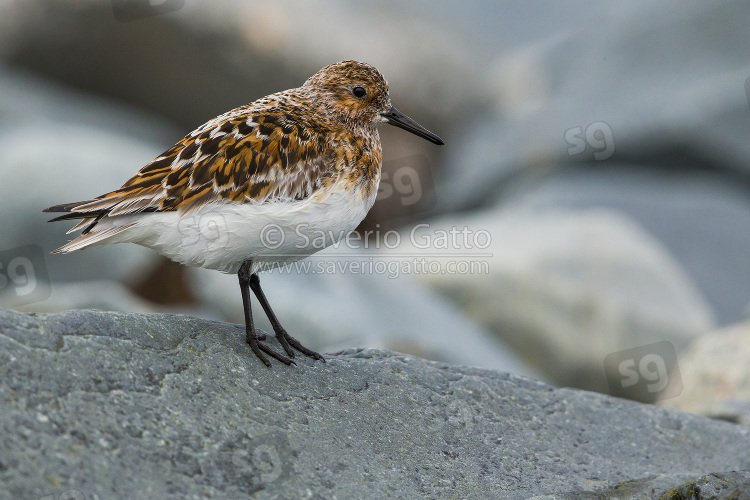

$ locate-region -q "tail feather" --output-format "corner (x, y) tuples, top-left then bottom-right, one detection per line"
(70, 197), (124, 213)
(52, 223), (137, 254)
(45, 192), (163, 253)
(45, 196), (159, 223)
(45, 192), (151, 245)
(43, 200), (99, 213)
(47, 211), (105, 223)
(66, 217), (98, 234)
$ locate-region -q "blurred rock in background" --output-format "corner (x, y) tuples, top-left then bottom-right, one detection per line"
(437, 1), (750, 327)
(1, 0), (750, 409)
(383, 206), (713, 394)
(189, 259), (540, 379)
(0, 0), (458, 173)
(0, 64), (174, 283)
(661, 321), (750, 426)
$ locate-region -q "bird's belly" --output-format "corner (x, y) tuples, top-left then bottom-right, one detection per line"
(131, 183), (377, 274)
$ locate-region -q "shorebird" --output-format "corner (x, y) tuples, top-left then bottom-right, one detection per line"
(44, 60), (444, 366)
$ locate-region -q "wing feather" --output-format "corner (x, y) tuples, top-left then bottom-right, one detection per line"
(44, 103), (340, 233)
(51, 223), (136, 254)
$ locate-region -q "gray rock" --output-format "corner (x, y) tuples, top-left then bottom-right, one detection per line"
(531, 471), (750, 499)
(661, 320), (750, 425)
(657, 471), (750, 500)
(498, 166), (750, 328)
(432, 1), (750, 327)
(0, 64), (174, 284)
(0, 0), (459, 179)
(440, 2), (750, 212)
(11, 280), (159, 315)
(390, 207), (713, 396)
(2, 308), (748, 499)
(707, 400), (750, 428)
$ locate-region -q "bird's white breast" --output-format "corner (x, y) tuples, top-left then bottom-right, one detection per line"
(111, 179), (378, 274)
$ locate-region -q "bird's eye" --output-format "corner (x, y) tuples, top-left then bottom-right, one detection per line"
(352, 86), (367, 98)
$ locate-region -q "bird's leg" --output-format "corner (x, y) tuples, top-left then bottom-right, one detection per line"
(248, 273), (325, 362)
(238, 261), (294, 367)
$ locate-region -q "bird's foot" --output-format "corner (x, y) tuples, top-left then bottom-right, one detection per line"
(275, 328), (326, 362)
(246, 328), (295, 367)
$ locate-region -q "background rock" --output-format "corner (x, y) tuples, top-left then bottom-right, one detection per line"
(189, 251), (540, 378)
(0, 64), (174, 283)
(1, 308), (748, 499)
(0, 0), (454, 190)
(492, 166), (750, 328)
(433, 1), (750, 328)
(661, 320), (750, 426)
(385, 207), (714, 395)
(440, 2), (750, 210)
(11, 280), (159, 315)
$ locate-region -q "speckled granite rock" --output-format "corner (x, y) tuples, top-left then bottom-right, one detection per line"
(1, 308), (748, 499)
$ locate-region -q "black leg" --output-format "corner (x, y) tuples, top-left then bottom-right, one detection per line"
(249, 273), (325, 362)
(238, 261), (294, 367)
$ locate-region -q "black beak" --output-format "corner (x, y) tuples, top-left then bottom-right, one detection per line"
(381, 106), (444, 145)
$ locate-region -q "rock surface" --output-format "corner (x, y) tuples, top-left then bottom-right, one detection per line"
(537, 471), (750, 500)
(1, 308), (749, 499)
(661, 320), (750, 426)
(657, 472), (750, 500)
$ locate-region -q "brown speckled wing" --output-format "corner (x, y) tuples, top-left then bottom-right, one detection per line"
(60, 104), (339, 219)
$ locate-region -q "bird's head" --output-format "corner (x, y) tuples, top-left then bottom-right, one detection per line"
(303, 60), (444, 145)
